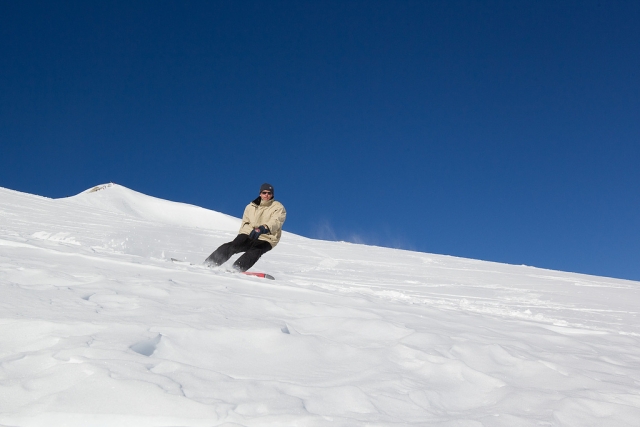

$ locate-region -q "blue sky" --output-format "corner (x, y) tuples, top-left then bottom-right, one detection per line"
(1, 1), (639, 281)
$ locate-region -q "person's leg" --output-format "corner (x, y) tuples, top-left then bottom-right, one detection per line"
(204, 234), (251, 266)
(232, 240), (272, 272)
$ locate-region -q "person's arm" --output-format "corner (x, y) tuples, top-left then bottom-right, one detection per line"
(238, 204), (253, 234)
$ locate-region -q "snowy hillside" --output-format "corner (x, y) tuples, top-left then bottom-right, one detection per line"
(1, 184), (639, 427)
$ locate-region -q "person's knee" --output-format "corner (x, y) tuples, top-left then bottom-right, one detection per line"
(251, 240), (272, 253)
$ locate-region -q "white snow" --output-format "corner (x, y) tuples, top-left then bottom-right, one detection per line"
(1, 183), (639, 426)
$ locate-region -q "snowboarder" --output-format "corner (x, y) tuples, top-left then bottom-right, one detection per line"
(204, 183), (286, 272)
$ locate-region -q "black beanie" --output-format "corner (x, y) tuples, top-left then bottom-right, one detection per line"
(260, 183), (274, 195)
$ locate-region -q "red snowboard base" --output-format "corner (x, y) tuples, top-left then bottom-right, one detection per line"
(242, 272), (275, 280)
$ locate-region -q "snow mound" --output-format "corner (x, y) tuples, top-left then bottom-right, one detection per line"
(68, 183), (240, 232)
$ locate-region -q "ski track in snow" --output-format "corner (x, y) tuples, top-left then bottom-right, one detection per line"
(1, 184), (639, 426)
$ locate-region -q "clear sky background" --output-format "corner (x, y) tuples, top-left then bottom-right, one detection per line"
(1, 1), (638, 281)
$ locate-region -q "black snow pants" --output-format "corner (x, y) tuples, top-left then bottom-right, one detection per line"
(205, 234), (272, 272)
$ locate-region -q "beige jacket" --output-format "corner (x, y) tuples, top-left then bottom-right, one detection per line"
(238, 197), (287, 247)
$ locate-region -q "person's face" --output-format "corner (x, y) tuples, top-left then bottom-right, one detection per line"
(260, 190), (273, 201)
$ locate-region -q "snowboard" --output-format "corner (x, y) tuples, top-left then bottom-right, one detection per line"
(241, 272), (275, 280)
(170, 258), (275, 280)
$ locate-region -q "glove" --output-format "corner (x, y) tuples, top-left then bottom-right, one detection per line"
(249, 225), (269, 240)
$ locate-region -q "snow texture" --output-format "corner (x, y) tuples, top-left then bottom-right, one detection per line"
(1, 183), (639, 426)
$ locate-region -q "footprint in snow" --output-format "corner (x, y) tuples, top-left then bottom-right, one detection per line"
(130, 334), (162, 357)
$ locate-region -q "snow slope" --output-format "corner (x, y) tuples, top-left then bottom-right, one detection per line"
(1, 183), (639, 426)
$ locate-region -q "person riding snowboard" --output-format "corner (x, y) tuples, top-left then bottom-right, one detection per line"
(204, 183), (286, 272)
